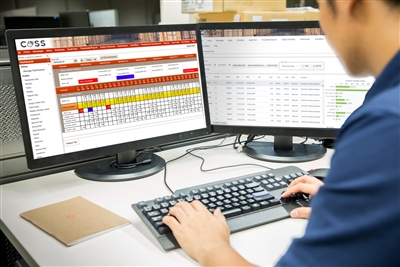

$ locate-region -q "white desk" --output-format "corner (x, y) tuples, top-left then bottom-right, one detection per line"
(1, 136), (332, 267)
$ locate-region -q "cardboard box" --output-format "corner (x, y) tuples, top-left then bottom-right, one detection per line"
(237, 10), (306, 21)
(224, 0), (286, 12)
(194, 12), (236, 22)
(182, 0), (224, 13)
(305, 9), (320, 21)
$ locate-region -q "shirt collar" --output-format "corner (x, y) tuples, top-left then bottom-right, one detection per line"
(364, 50), (400, 103)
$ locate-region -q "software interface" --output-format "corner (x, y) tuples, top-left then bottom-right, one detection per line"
(201, 26), (375, 129)
(14, 30), (207, 160)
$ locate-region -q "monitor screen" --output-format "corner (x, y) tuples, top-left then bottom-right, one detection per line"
(59, 10), (91, 28)
(200, 21), (374, 162)
(4, 16), (61, 30)
(6, 24), (211, 181)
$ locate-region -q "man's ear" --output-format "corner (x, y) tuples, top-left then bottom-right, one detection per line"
(346, 0), (365, 18)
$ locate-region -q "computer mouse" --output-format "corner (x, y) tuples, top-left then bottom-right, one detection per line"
(308, 168), (330, 181)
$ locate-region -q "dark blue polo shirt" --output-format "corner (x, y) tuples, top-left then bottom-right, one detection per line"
(276, 51), (400, 266)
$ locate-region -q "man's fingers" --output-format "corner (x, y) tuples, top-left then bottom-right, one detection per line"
(168, 205), (189, 224)
(162, 214), (181, 231)
(288, 175), (323, 189)
(213, 208), (228, 224)
(290, 207), (312, 219)
(190, 199), (208, 212)
(174, 201), (197, 216)
(282, 182), (319, 197)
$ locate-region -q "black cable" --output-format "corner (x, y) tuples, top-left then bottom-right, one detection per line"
(163, 150), (193, 194)
(233, 134), (242, 149)
(187, 151), (273, 172)
(245, 134), (256, 145)
(300, 137), (308, 144)
(163, 135), (272, 193)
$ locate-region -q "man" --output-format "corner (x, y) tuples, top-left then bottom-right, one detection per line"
(163, 0), (400, 266)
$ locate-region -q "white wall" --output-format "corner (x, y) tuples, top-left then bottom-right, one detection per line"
(160, 0), (194, 24)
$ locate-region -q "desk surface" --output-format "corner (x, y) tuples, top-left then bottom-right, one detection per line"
(1, 136), (332, 267)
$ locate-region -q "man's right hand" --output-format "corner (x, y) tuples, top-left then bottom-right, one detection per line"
(281, 175), (324, 219)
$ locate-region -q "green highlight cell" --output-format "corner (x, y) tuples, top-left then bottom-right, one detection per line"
(336, 85), (350, 89)
(336, 89), (369, 92)
(336, 102), (347, 105)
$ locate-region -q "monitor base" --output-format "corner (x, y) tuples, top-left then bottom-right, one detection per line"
(75, 153), (165, 182)
(243, 138), (326, 163)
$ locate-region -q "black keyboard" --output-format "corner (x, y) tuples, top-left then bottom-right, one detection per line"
(131, 166), (310, 251)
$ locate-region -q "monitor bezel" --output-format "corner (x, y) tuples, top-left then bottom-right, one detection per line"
(6, 24), (212, 170)
(199, 21), (338, 139)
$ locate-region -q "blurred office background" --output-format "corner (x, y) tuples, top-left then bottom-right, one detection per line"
(0, 0), (162, 45)
(0, 0), (318, 46)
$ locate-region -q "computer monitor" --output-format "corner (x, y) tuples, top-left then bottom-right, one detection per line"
(5, 24), (211, 181)
(200, 21), (375, 163)
(59, 10), (91, 28)
(4, 16), (61, 30)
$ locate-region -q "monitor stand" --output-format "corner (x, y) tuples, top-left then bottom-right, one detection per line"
(243, 136), (326, 163)
(75, 150), (165, 182)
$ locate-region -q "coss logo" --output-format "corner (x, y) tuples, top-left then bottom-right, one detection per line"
(20, 40), (46, 48)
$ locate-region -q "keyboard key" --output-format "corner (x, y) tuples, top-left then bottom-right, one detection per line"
(245, 182), (259, 189)
(163, 196), (172, 201)
(137, 202), (147, 208)
(160, 208), (169, 215)
(224, 182), (232, 187)
(160, 202), (169, 208)
(209, 191), (217, 197)
(143, 206), (152, 212)
(253, 187), (264, 192)
(154, 197), (164, 203)
(146, 211), (160, 218)
(241, 206), (252, 213)
(259, 201), (270, 208)
(251, 203), (261, 211)
(150, 216), (163, 223)
(222, 208), (242, 218)
(252, 191), (274, 201)
(157, 226), (172, 234)
(270, 199), (281, 206)
(201, 199), (210, 205)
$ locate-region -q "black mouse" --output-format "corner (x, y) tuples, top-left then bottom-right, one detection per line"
(308, 168), (330, 181)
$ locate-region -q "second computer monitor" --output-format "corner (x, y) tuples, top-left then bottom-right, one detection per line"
(59, 10), (91, 28)
(200, 21), (374, 162)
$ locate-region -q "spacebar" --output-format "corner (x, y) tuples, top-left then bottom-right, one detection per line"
(227, 203), (300, 233)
